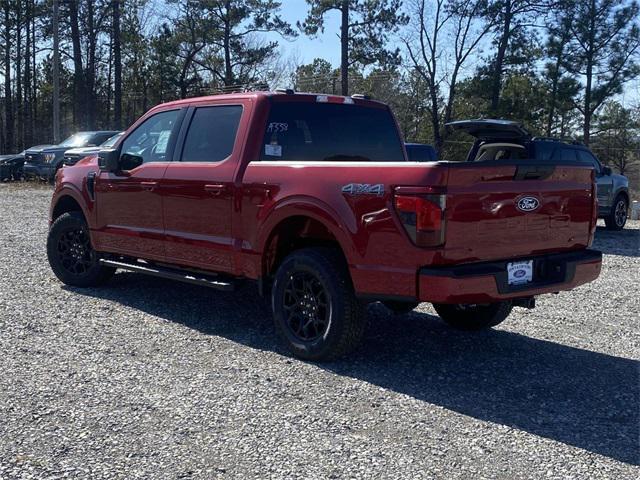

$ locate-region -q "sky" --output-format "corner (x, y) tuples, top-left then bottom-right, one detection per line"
(264, 1), (344, 66)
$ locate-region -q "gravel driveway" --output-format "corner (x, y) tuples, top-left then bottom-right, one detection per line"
(0, 183), (638, 479)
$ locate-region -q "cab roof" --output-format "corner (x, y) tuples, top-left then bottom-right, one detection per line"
(156, 91), (386, 109)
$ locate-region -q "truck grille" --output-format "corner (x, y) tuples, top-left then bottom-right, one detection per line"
(24, 153), (42, 164)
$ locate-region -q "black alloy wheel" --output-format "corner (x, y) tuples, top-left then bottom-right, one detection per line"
(282, 271), (331, 342)
(47, 211), (115, 287)
(271, 248), (367, 361)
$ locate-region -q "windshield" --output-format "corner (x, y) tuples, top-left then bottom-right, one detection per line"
(58, 133), (94, 148)
(101, 132), (124, 148)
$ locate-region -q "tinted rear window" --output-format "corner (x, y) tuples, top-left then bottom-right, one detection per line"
(260, 102), (404, 162)
(181, 105), (243, 162)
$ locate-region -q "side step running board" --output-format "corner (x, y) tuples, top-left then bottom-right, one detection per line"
(99, 259), (235, 291)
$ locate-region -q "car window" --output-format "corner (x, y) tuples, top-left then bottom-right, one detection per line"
(552, 147), (577, 162)
(58, 133), (94, 148)
(474, 143), (527, 161)
(259, 102), (404, 162)
(533, 142), (554, 161)
(576, 150), (601, 174)
(101, 133), (124, 148)
(180, 106), (243, 162)
(90, 132), (116, 146)
(120, 110), (180, 167)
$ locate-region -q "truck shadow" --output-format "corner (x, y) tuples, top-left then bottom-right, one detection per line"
(67, 274), (639, 466)
(593, 226), (640, 257)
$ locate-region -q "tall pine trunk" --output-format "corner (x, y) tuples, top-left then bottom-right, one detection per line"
(490, 1), (512, 113)
(340, 0), (349, 96)
(69, 0), (85, 129)
(4, 2), (13, 153)
(113, 0), (122, 129)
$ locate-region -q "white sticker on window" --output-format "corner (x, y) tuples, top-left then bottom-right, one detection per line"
(265, 144), (282, 157)
(267, 122), (288, 133)
(155, 130), (171, 154)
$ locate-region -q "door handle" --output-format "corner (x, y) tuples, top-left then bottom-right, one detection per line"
(205, 184), (225, 195)
(141, 181), (158, 191)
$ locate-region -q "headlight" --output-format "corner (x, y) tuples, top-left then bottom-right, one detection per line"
(43, 153), (56, 163)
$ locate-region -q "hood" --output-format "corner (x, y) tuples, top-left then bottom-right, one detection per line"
(446, 119), (530, 140)
(25, 144), (55, 154)
(65, 146), (102, 156)
(76, 154), (100, 167)
(612, 173), (629, 185)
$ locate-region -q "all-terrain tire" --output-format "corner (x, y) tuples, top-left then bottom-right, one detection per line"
(47, 211), (115, 287)
(271, 247), (367, 361)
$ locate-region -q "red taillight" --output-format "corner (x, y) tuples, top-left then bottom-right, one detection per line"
(394, 187), (446, 247)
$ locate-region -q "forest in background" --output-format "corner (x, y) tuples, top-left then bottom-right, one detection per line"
(1, 0), (639, 178)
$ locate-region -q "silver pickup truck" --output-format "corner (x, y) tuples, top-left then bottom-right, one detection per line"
(448, 119), (631, 230)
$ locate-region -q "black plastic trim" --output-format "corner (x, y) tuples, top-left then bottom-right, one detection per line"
(419, 249), (602, 295)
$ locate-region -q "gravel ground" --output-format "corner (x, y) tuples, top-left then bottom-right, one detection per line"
(0, 183), (638, 479)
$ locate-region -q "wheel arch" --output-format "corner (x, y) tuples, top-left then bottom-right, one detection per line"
(615, 189), (630, 205)
(50, 187), (89, 224)
(257, 200), (357, 288)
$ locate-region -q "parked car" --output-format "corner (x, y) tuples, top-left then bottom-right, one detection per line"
(23, 131), (120, 181)
(0, 150), (28, 181)
(46, 92), (602, 361)
(63, 132), (125, 166)
(405, 142), (438, 162)
(447, 119), (630, 230)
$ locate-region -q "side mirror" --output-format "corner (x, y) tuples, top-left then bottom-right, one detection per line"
(119, 153), (143, 171)
(601, 166), (612, 176)
(98, 149), (120, 172)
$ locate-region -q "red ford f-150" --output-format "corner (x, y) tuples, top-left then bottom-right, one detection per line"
(47, 91), (602, 360)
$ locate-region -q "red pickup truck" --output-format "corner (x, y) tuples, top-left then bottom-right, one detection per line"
(47, 91), (602, 360)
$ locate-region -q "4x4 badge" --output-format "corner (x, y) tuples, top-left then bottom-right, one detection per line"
(341, 183), (385, 196)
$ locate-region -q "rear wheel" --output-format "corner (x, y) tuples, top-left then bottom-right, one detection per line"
(604, 195), (628, 230)
(433, 301), (512, 330)
(271, 247), (366, 361)
(47, 211), (115, 287)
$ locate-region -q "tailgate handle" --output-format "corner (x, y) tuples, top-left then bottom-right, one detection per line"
(514, 165), (555, 181)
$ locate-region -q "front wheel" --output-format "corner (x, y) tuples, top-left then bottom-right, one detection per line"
(604, 195), (628, 230)
(271, 247), (367, 361)
(47, 211), (115, 287)
(433, 301), (513, 330)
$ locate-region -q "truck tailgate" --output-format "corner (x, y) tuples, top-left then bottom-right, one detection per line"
(441, 162), (595, 264)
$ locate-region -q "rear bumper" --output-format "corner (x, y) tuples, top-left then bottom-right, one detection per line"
(418, 249), (602, 304)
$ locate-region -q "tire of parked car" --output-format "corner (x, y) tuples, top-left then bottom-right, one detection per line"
(604, 194), (628, 231)
(47, 211), (115, 287)
(271, 247), (367, 361)
(432, 301), (513, 330)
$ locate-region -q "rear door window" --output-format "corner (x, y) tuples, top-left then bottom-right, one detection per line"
(260, 102), (404, 162)
(180, 105), (243, 162)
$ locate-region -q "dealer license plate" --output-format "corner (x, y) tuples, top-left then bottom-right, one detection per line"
(507, 260), (533, 286)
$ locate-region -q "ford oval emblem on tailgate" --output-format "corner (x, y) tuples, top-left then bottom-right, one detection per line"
(517, 196), (540, 212)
